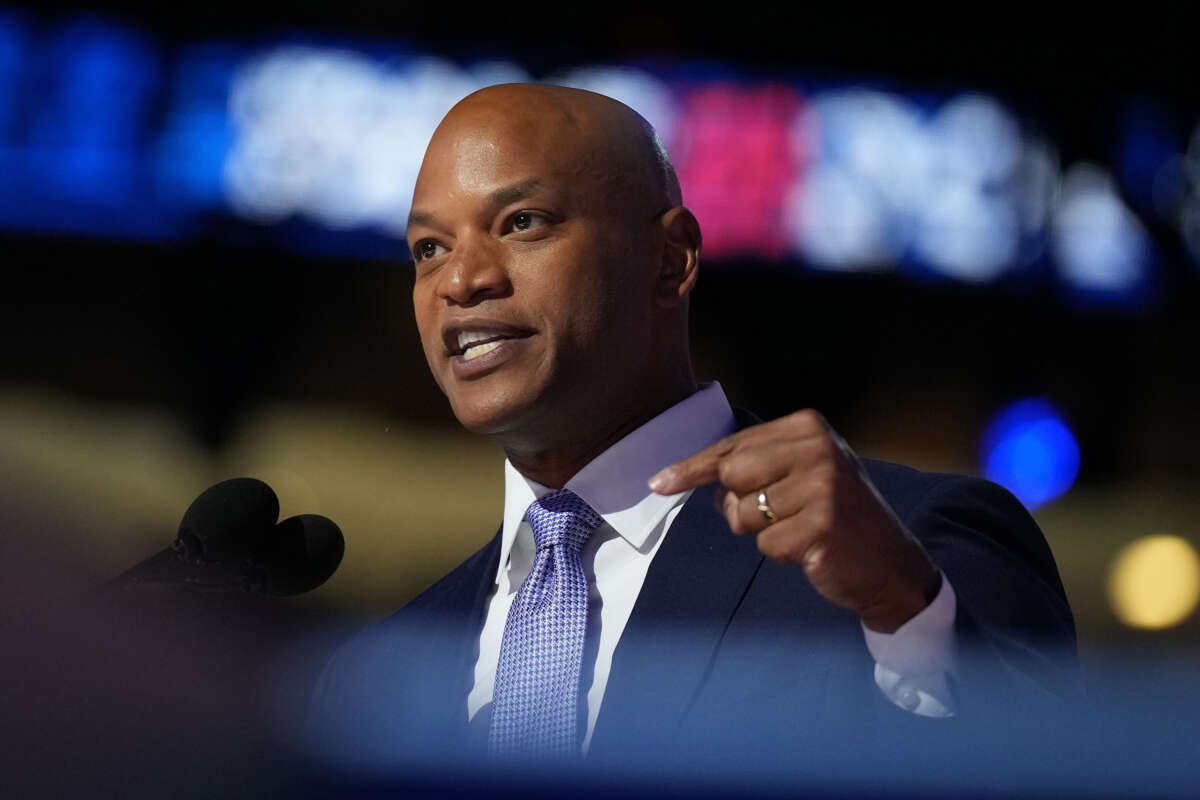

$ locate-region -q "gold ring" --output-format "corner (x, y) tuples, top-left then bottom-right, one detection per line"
(756, 491), (779, 523)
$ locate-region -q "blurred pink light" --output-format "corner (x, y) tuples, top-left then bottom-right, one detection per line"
(673, 84), (806, 259)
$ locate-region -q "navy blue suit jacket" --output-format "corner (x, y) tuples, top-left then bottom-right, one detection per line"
(309, 443), (1079, 779)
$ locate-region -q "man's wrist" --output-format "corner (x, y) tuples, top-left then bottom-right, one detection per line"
(862, 571), (959, 717)
(858, 545), (942, 633)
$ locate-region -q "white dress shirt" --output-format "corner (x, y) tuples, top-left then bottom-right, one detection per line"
(467, 382), (957, 751)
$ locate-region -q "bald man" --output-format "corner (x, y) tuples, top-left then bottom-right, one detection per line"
(309, 85), (1078, 780)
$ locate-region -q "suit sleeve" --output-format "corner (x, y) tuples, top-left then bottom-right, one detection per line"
(900, 474), (1082, 713)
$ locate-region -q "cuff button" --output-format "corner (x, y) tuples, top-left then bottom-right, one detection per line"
(897, 685), (921, 712)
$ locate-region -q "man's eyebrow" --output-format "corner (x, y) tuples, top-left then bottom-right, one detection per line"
(488, 177), (542, 208)
(406, 209), (438, 231)
(406, 178), (544, 234)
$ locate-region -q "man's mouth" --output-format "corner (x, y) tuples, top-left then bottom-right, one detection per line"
(444, 324), (535, 363)
(457, 332), (508, 361)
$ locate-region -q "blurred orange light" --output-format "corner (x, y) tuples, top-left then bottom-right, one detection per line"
(1107, 534), (1200, 629)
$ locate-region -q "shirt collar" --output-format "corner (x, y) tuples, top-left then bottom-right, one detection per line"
(498, 382), (737, 577)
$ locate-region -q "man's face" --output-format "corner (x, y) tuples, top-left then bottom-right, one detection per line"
(406, 100), (659, 446)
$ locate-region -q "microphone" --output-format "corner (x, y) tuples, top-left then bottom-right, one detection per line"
(257, 513), (344, 596)
(106, 478), (344, 596)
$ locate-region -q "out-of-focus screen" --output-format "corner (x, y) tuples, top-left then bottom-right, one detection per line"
(2, 4), (1197, 797)
(2, 9), (1192, 302)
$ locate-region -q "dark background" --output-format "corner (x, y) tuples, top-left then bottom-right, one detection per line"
(5, 2), (1198, 462)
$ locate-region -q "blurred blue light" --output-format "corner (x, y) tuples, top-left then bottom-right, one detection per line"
(1119, 102), (1180, 212)
(154, 43), (242, 206)
(0, 11), (29, 138)
(31, 18), (161, 200)
(982, 399), (1080, 509)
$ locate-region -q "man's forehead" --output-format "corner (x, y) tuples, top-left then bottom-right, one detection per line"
(424, 91), (598, 171)
(413, 131), (584, 208)
(410, 83), (669, 220)
(414, 106), (600, 202)
(441, 83), (605, 133)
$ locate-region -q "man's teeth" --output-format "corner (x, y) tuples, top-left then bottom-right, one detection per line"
(457, 331), (494, 350)
(462, 340), (503, 361)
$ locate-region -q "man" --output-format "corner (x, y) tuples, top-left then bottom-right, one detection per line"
(308, 84), (1078, 785)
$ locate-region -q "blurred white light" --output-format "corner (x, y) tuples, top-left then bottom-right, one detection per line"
(1052, 164), (1150, 293)
(914, 183), (1019, 281)
(546, 66), (678, 153)
(223, 46), (530, 234)
(798, 88), (1049, 280)
(913, 94), (1030, 280)
(810, 89), (934, 216)
(786, 162), (896, 269)
(927, 93), (1022, 185)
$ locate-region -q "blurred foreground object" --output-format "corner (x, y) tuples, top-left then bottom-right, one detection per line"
(0, 483), (353, 799)
(107, 477), (344, 597)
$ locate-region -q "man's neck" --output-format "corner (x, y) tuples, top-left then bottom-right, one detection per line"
(503, 382), (698, 489)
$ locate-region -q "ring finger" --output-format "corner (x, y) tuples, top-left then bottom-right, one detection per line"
(726, 479), (804, 535)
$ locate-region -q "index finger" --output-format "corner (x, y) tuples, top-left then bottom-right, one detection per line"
(648, 435), (737, 494)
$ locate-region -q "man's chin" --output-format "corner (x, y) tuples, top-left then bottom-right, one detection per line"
(447, 391), (539, 439)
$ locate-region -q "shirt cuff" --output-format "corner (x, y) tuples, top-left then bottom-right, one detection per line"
(861, 571), (958, 717)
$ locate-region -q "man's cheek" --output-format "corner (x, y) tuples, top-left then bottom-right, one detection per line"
(432, 372), (448, 396)
(417, 339), (447, 392)
(429, 355), (449, 394)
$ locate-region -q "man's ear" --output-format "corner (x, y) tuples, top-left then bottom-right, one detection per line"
(655, 206), (702, 308)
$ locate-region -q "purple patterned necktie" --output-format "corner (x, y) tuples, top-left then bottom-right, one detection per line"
(488, 489), (602, 758)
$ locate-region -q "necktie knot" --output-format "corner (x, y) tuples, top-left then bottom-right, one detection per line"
(525, 489), (602, 553)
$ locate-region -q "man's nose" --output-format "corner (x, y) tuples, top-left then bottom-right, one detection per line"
(437, 234), (510, 306)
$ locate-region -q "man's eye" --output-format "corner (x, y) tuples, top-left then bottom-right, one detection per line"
(508, 211), (548, 233)
(413, 240), (444, 261)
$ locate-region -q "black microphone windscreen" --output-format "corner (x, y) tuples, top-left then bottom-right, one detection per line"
(177, 478), (280, 562)
(258, 514), (344, 596)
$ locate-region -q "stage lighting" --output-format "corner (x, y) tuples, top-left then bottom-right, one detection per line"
(223, 47), (531, 233)
(1052, 164), (1153, 307)
(1108, 534), (1200, 630)
(787, 160), (896, 269)
(0, 9), (1175, 302)
(981, 398), (1080, 509)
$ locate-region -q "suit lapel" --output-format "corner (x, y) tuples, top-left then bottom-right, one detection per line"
(402, 527), (502, 713)
(451, 529), (503, 700)
(589, 481), (765, 756)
